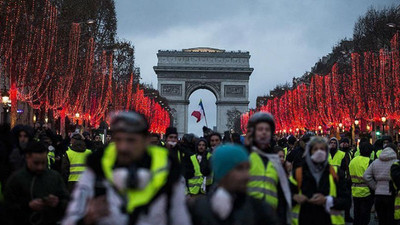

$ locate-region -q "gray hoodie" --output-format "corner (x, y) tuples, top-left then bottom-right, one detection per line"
(363, 147), (397, 195)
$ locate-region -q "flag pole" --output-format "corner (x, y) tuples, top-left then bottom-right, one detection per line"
(201, 99), (209, 128)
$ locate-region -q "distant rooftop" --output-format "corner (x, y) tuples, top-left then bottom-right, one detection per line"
(157, 47), (249, 54)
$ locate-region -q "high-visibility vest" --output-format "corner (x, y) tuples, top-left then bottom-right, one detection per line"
(391, 161), (400, 220)
(348, 156), (371, 198)
(102, 143), (169, 213)
(376, 149), (383, 159)
(188, 154), (206, 195)
(284, 147), (288, 160)
(290, 166), (345, 225)
(66, 148), (91, 182)
(329, 150), (346, 167)
(48, 151), (55, 169)
(247, 152), (279, 208)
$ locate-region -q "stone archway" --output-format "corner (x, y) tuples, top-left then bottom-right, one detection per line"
(154, 47), (253, 136)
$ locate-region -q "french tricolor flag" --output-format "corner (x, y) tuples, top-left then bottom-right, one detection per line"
(191, 99), (205, 123)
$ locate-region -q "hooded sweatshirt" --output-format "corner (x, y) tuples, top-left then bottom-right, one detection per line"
(363, 147), (397, 195)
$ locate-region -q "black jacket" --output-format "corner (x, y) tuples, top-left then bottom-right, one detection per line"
(4, 167), (69, 225)
(190, 193), (278, 225)
(290, 162), (351, 225)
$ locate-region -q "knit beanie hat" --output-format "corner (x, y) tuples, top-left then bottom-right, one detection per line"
(211, 144), (249, 182)
(165, 127), (178, 138)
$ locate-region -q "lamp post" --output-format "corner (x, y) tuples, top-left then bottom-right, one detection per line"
(382, 116), (387, 135)
(2, 90), (10, 125)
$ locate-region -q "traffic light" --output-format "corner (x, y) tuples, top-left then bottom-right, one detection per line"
(376, 130), (381, 136)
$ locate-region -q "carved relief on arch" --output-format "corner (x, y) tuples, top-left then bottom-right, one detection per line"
(185, 81), (221, 100)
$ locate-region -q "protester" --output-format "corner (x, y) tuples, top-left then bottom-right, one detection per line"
(91, 134), (104, 152)
(61, 133), (91, 192)
(286, 132), (314, 172)
(62, 111), (191, 225)
(390, 159), (400, 225)
(274, 146), (291, 176)
(148, 133), (161, 146)
(364, 143), (398, 225)
(9, 125), (34, 173)
(209, 132), (222, 153)
(185, 138), (212, 196)
(289, 136), (351, 225)
(4, 141), (69, 225)
(165, 127), (181, 161)
(349, 142), (374, 225)
(246, 112), (292, 225)
(189, 144), (278, 225)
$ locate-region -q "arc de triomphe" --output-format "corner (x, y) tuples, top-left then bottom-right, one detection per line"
(154, 47), (253, 136)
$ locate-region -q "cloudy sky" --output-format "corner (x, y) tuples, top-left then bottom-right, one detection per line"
(115, 0), (398, 135)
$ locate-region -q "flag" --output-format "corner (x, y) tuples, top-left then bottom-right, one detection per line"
(191, 99), (205, 123)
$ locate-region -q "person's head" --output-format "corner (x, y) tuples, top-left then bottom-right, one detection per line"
(274, 146), (285, 165)
(384, 143), (398, 155)
(360, 142), (373, 157)
(396, 141), (400, 151)
(148, 133), (160, 145)
(300, 131), (314, 149)
(287, 135), (297, 147)
(209, 133), (222, 149)
(165, 127), (178, 147)
(83, 131), (91, 140)
(212, 144), (249, 193)
(382, 136), (393, 148)
(106, 133), (112, 142)
(329, 138), (338, 151)
(25, 142), (48, 174)
(41, 136), (52, 148)
(196, 139), (208, 154)
(307, 136), (329, 164)
(111, 111), (149, 166)
(94, 134), (101, 142)
(70, 133), (83, 145)
(18, 130), (30, 150)
(339, 138), (350, 151)
(247, 112), (275, 150)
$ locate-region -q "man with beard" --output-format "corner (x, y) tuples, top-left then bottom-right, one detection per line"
(246, 112), (292, 225)
(4, 142), (69, 225)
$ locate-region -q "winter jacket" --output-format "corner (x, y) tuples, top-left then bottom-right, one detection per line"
(61, 169), (128, 225)
(190, 193), (278, 225)
(290, 162), (351, 225)
(4, 166), (69, 225)
(363, 147), (397, 195)
(60, 140), (88, 184)
(75, 146), (192, 225)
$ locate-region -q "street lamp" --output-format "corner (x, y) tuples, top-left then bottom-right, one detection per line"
(338, 123), (343, 128)
(2, 90), (9, 124)
(366, 125), (371, 131)
(75, 113), (80, 118)
(382, 116), (387, 135)
(354, 119), (359, 126)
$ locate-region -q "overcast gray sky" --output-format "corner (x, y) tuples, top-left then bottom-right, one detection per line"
(115, 0), (398, 136)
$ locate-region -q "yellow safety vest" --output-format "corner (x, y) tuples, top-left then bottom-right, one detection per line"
(66, 148), (91, 182)
(329, 150), (346, 167)
(102, 143), (169, 213)
(349, 156), (370, 198)
(290, 166), (345, 225)
(47, 151), (55, 169)
(284, 147), (288, 160)
(376, 149), (383, 159)
(188, 154), (205, 195)
(391, 161), (400, 220)
(247, 152), (279, 208)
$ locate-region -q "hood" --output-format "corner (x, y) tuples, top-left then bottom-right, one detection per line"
(70, 140), (87, 152)
(329, 137), (339, 152)
(378, 147), (397, 161)
(195, 138), (208, 153)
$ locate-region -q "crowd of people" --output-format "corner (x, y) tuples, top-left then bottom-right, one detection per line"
(0, 111), (399, 225)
